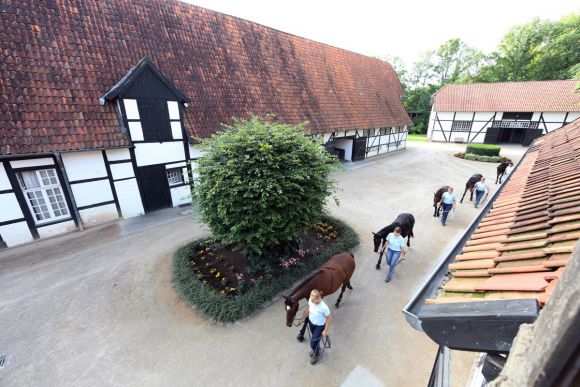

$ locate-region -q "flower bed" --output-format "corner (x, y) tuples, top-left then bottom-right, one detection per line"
(172, 215), (359, 323)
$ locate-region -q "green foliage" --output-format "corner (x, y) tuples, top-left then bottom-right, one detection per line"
(466, 144), (501, 157)
(172, 216), (359, 323)
(464, 153), (503, 163)
(194, 116), (341, 258)
(407, 134), (427, 142)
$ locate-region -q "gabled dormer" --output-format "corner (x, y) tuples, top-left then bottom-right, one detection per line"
(100, 58), (190, 143)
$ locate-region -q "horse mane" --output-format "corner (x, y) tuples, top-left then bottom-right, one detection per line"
(377, 222), (398, 238)
(289, 269), (323, 300)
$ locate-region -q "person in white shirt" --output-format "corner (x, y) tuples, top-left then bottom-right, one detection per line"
(299, 289), (332, 361)
(474, 177), (490, 208)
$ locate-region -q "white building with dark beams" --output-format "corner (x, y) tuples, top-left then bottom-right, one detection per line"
(427, 80), (580, 145)
(0, 0), (410, 249)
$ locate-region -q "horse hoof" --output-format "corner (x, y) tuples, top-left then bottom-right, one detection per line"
(375, 265), (381, 270)
(296, 335), (304, 343)
(335, 303), (340, 308)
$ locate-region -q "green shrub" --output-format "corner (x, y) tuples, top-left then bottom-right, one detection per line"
(194, 116), (341, 258)
(465, 144), (501, 157)
(464, 153), (503, 162)
(172, 215), (359, 323)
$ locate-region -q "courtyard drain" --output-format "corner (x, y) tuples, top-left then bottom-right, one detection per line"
(0, 354), (6, 369)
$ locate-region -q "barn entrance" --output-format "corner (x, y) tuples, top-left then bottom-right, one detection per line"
(138, 165), (172, 213)
(484, 128), (542, 146)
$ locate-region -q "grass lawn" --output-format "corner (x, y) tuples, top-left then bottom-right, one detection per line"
(407, 134), (427, 142)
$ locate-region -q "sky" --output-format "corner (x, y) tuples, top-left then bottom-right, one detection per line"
(185, 0), (577, 66)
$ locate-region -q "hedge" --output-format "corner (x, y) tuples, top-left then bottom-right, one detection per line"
(465, 144), (501, 157)
(172, 215), (360, 323)
(464, 153), (503, 162)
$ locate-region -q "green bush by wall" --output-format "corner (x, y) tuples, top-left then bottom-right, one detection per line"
(466, 144), (501, 157)
(464, 153), (503, 162)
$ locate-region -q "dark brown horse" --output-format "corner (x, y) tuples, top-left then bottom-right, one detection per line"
(283, 253), (355, 339)
(372, 213), (415, 269)
(460, 174), (483, 203)
(433, 186), (450, 217)
(495, 161), (512, 184)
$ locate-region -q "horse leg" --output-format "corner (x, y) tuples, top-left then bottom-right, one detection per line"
(376, 251), (383, 270)
(460, 187), (468, 203)
(346, 280), (353, 290)
(407, 235), (411, 247)
(469, 188), (474, 201)
(335, 284), (347, 308)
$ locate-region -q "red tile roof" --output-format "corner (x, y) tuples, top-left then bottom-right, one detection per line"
(428, 118), (580, 307)
(433, 80), (580, 113)
(0, 0), (410, 156)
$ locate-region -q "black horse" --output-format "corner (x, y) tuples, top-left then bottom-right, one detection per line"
(433, 186), (450, 217)
(372, 213), (415, 269)
(495, 161), (512, 184)
(460, 174), (483, 203)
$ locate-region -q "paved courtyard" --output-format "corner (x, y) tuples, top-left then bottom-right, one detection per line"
(0, 142), (526, 387)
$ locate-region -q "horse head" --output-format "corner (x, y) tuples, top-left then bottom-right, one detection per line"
(372, 232), (383, 253)
(283, 295), (299, 327)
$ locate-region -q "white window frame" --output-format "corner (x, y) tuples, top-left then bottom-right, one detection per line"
(166, 168), (184, 186)
(451, 120), (473, 132)
(17, 168), (70, 224)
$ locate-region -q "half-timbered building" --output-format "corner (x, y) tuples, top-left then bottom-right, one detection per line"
(427, 80), (580, 145)
(0, 0), (410, 248)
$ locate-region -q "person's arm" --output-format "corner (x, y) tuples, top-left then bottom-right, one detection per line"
(322, 314), (332, 336)
(299, 305), (309, 324)
(381, 239), (388, 253)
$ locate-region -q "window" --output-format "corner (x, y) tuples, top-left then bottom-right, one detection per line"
(451, 121), (472, 132)
(17, 169), (69, 224)
(166, 168), (184, 186)
(379, 128), (390, 135)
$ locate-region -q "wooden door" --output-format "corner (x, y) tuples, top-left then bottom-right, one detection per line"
(138, 165), (172, 212)
(352, 137), (367, 161)
(483, 127), (501, 144)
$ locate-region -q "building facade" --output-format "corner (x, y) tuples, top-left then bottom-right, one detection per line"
(0, 0), (410, 248)
(427, 80), (580, 145)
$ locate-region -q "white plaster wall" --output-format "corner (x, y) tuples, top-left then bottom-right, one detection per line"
(566, 112), (580, 122)
(545, 122), (565, 132)
(170, 185), (191, 206)
(62, 151), (107, 182)
(427, 111), (436, 140)
(455, 112), (474, 120)
(115, 179), (144, 218)
(10, 158), (54, 169)
(168, 101), (180, 119)
(0, 163), (11, 190)
(105, 148), (131, 161)
(134, 142), (185, 166)
(436, 112), (454, 120)
(79, 203), (118, 227)
(470, 132), (486, 143)
(323, 133), (333, 143)
(0, 193), (24, 222)
(71, 180), (114, 207)
(542, 112), (566, 123)
(0, 222), (33, 247)
(346, 130), (356, 137)
(189, 145), (204, 159)
(431, 131), (447, 142)
(333, 138), (353, 161)
(171, 122), (183, 140)
(124, 99), (140, 119)
(110, 163), (135, 180)
(474, 112), (495, 121)
(37, 220), (77, 239)
(531, 112), (542, 121)
(166, 162), (186, 169)
(128, 122), (144, 141)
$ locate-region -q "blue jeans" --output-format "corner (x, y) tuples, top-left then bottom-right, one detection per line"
(385, 248), (401, 280)
(309, 322), (325, 352)
(441, 203), (453, 225)
(474, 190), (485, 207)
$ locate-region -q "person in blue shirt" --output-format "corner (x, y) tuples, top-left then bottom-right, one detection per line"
(379, 226), (407, 282)
(474, 177), (490, 208)
(299, 289), (332, 362)
(439, 187), (456, 226)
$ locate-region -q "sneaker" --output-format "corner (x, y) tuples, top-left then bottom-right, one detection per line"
(309, 350), (314, 357)
(442, 223), (446, 226)
(385, 277), (391, 282)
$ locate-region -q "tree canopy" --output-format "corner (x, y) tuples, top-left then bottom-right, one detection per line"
(194, 116), (341, 260)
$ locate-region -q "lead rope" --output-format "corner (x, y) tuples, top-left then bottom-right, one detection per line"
(292, 303), (308, 326)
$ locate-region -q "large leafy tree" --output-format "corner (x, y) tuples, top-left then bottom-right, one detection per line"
(194, 116), (341, 259)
